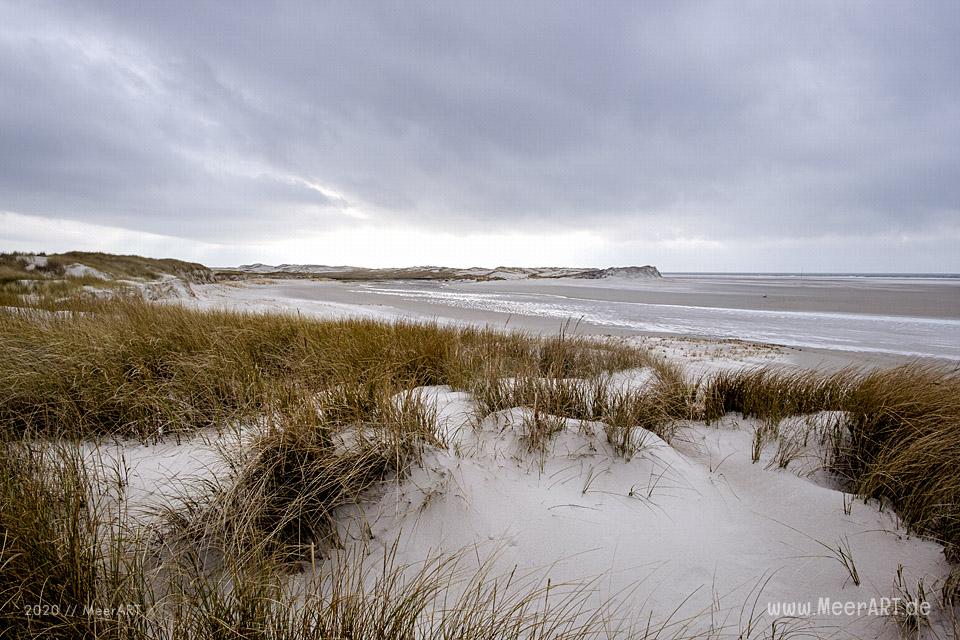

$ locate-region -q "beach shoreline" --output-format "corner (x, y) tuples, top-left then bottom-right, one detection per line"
(192, 275), (960, 368)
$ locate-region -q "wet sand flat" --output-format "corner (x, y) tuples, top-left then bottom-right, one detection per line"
(451, 275), (960, 319)
(195, 275), (960, 364)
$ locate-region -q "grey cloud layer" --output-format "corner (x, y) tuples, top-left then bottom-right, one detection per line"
(1, 1), (958, 245)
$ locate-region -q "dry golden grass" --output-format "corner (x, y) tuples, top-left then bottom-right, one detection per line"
(0, 251), (211, 283)
(0, 251), (213, 309)
(0, 440), (152, 638)
(0, 299), (650, 440)
(3, 296), (959, 637)
(0, 438), (628, 639)
(0, 299), (698, 637)
(700, 364), (960, 558)
(162, 390), (439, 566)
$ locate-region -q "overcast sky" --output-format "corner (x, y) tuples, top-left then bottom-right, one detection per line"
(1, 1), (958, 271)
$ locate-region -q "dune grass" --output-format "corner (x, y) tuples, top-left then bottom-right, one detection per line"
(0, 251), (213, 309)
(3, 299), (957, 555)
(2, 297), (959, 636)
(0, 436), (632, 639)
(0, 299), (651, 441)
(471, 369), (690, 458)
(161, 389), (440, 566)
(0, 299), (685, 637)
(0, 272), (125, 310)
(0, 435), (823, 639)
(700, 364), (960, 559)
(700, 367), (855, 425)
(0, 251), (212, 283)
(0, 439), (152, 638)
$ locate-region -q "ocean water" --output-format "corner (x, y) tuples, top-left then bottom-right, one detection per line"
(664, 272), (959, 278)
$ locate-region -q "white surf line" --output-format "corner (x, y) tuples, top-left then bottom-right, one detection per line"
(353, 283), (960, 360)
(358, 283), (960, 326)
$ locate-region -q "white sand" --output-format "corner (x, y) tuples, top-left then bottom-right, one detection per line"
(99, 277), (953, 636)
(192, 281), (406, 321)
(102, 382), (952, 638)
(64, 263), (110, 280)
(314, 388), (950, 638)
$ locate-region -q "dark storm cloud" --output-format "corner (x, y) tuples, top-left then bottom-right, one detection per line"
(1, 0), (958, 245)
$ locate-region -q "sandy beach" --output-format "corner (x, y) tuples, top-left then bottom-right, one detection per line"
(5, 3), (958, 636)
(194, 275), (960, 367)
(5, 261), (960, 639)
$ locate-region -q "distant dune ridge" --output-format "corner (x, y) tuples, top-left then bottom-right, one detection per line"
(3, 252), (660, 286)
(585, 265), (662, 279)
(3, 251), (214, 283)
(230, 263), (662, 281)
(1, 250), (660, 307)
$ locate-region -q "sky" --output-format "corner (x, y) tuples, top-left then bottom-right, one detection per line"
(1, 1), (958, 271)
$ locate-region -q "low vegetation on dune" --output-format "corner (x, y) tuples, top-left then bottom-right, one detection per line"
(0, 252), (214, 309)
(471, 367), (691, 457)
(1, 298), (958, 637)
(164, 390), (441, 566)
(701, 365), (960, 560)
(0, 299), (656, 440)
(0, 301), (657, 637)
(2, 439), (618, 639)
(0, 251), (213, 283)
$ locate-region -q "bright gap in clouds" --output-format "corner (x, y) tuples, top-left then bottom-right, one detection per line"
(2, 211), (605, 268)
(4, 211), (958, 273)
